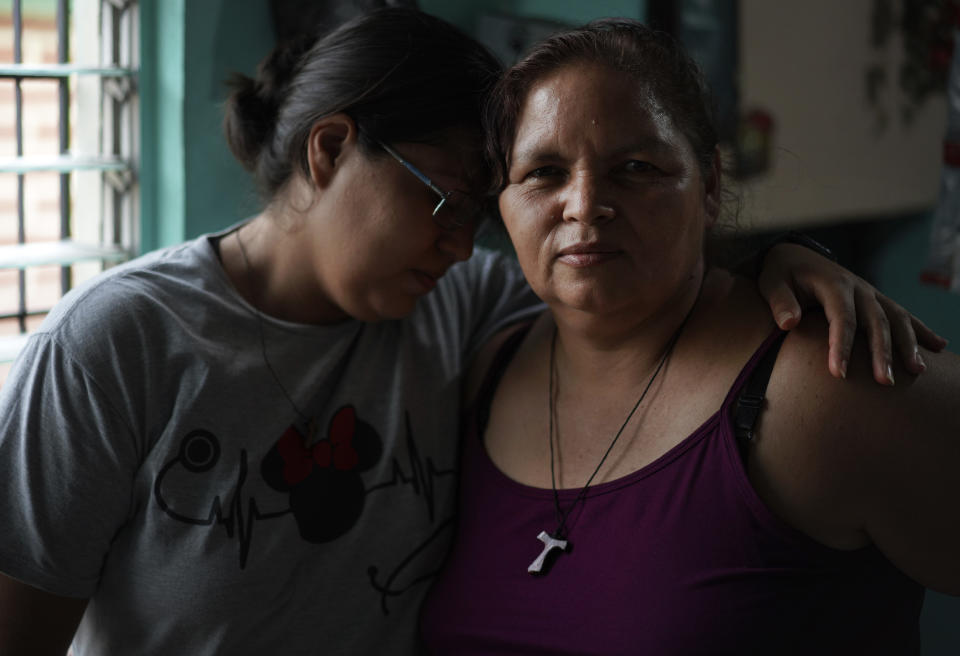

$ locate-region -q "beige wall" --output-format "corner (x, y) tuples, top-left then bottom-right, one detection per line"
(738, 0), (946, 229)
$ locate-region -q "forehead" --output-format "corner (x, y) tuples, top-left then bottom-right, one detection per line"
(510, 63), (684, 161)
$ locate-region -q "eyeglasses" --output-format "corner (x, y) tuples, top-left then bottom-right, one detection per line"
(375, 140), (483, 232)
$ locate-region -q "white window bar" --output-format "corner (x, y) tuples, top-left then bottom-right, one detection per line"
(0, 0), (138, 366)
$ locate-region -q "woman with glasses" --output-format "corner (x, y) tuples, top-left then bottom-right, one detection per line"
(0, 8), (945, 656)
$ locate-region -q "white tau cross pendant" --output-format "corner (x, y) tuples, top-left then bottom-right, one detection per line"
(527, 530), (568, 575)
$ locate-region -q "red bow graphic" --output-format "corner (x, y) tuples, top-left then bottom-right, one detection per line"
(277, 407), (360, 485)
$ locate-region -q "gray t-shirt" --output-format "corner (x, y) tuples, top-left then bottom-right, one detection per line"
(0, 231), (541, 655)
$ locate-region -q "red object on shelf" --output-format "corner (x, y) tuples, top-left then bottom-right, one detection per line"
(920, 270), (953, 288)
(944, 141), (960, 166)
(735, 109), (775, 178)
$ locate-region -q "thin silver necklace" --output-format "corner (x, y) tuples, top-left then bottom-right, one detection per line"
(234, 228), (312, 427)
(233, 228), (365, 443)
(527, 286), (701, 576)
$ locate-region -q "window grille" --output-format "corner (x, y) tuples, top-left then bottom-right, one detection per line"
(0, 0), (137, 384)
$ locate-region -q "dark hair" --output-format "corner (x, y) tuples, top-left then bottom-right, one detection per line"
(224, 8), (502, 200)
(485, 18), (718, 192)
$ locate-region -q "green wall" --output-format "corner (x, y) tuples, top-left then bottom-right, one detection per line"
(139, 0), (274, 252)
(139, 0), (185, 252)
(420, 0), (645, 33)
(182, 0), (274, 239)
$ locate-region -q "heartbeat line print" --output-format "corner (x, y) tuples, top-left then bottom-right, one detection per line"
(153, 431), (289, 569)
(367, 515), (455, 615)
(366, 411), (456, 522)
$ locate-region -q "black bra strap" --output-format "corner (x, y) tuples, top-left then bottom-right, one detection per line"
(473, 322), (534, 439)
(734, 332), (788, 455)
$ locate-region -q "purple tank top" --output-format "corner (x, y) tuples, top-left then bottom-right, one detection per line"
(420, 329), (923, 654)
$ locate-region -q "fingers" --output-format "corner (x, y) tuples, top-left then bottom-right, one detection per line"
(911, 315), (949, 353)
(877, 295), (925, 376)
(874, 296), (949, 377)
(819, 285), (858, 381)
(754, 240), (945, 383)
(755, 249), (857, 379)
(757, 274), (803, 330)
(855, 288), (895, 385)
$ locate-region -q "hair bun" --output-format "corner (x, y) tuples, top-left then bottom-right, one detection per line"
(260, 34), (315, 93)
(223, 35), (315, 171)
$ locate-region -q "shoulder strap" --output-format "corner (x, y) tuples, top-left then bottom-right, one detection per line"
(472, 322), (534, 439)
(734, 331), (788, 456)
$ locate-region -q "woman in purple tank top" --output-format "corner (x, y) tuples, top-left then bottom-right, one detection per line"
(421, 19), (960, 654)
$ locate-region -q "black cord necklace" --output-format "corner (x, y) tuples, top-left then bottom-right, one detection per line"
(527, 286), (702, 576)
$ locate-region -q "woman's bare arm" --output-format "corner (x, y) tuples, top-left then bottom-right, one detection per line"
(849, 345), (960, 594)
(755, 314), (960, 594)
(0, 572), (88, 655)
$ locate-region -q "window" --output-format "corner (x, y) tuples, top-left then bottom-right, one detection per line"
(0, 0), (138, 385)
